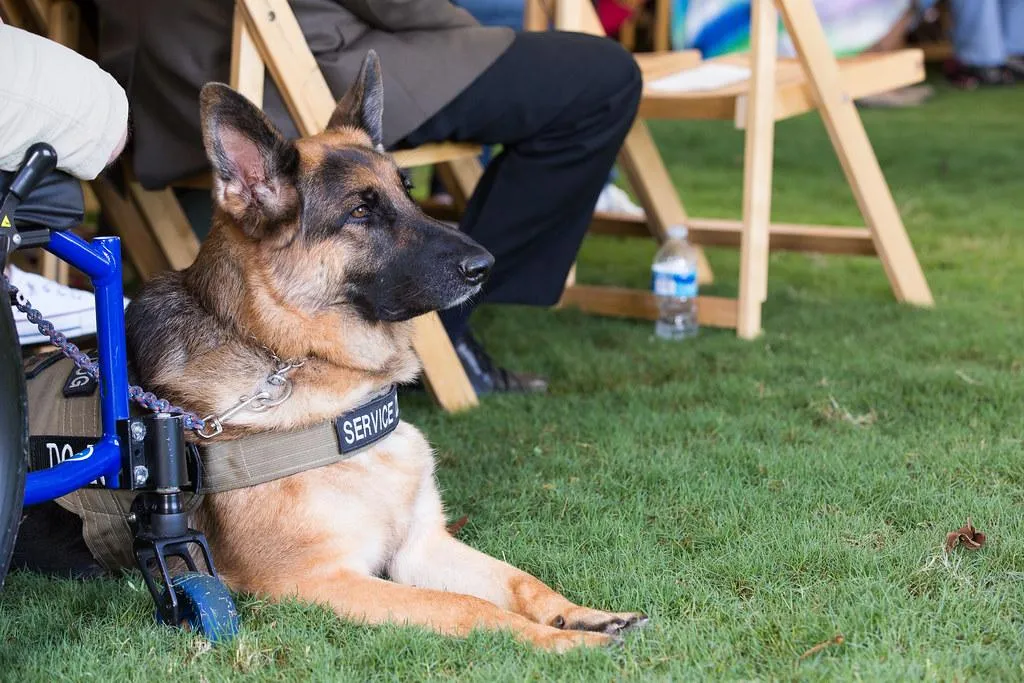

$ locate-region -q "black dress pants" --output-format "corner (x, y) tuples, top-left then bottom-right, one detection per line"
(398, 31), (643, 340)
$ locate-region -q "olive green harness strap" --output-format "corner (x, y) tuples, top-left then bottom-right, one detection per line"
(197, 422), (348, 493)
(25, 354), (399, 572)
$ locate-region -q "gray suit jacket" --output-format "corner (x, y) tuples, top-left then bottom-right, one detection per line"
(94, 0), (514, 189)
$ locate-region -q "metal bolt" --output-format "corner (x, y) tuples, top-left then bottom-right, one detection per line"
(126, 512), (137, 524)
(133, 465), (149, 486)
(130, 421), (147, 442)
(11, 233), (21, 246)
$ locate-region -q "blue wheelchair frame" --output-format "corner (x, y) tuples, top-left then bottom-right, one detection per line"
(1, 143), (238, 643)
(23, 230), (129, 504)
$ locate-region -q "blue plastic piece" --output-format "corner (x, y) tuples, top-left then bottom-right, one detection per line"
(24, 230), (129, 503)
(156, 573), (240, 644)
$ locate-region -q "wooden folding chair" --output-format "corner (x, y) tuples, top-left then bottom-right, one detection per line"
(3, 0), (485, 413)
(116, 0), (487, 413)
(615, 0), (672, 53)
(220, 0), (485, 413)
(529, 0), (934, 339)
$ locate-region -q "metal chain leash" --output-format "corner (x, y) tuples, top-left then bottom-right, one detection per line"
(3, 274), (208, 432)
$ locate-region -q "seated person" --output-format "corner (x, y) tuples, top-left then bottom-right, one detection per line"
(92, 0), (644, 396)
(947, 0), (1023, 86)
(442, 0), (645, 216)
(671, 0), (940, 106)
(0, 18), (129, 346)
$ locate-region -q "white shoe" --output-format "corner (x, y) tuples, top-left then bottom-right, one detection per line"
(594, 184), (646, 218)
(6, 265), (128, 346)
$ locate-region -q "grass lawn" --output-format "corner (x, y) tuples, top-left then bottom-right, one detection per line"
(2, 74), (1022, 681)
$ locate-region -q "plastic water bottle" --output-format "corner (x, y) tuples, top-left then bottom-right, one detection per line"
(651, 225), (699, 340)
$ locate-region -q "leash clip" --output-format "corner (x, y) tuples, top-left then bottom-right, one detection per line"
(195, 360), (304, 439)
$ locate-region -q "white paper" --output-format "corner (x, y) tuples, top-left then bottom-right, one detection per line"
(646, 63), (752, 94)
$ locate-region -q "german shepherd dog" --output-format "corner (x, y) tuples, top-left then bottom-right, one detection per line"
(118, 52), (647, 651)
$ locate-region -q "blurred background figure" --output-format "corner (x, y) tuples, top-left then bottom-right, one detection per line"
(669, 0), (940, 106)
(946, 0), (1024, 87)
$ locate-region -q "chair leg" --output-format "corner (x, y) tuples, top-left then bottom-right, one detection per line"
(90, 176), (171, 282)
(619, 16), (637, 51)
(736, 0), (779, 339)
(434, 157), (483, 214)
(231, 2), (265, 105)
(236, 0), (482, 412)
(39, 252), (69, 284)
(31, 0), (78, 285)
(523, 0), (551, 31)
(775, 0), (933, 306)
(411, 315), (478, 412)
(653, 0), (671, 52)
(127, 177), (201, 272)
(617, 121), (715, 284)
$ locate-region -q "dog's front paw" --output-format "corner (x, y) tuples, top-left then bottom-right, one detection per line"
(532, 626), (620, 653)
(553, 608), (649, 636)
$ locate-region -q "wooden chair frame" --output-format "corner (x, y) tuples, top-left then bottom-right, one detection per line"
(228, 0), (483, 413)
(616, 0), (671, 53)
(530, 0), (934, 338)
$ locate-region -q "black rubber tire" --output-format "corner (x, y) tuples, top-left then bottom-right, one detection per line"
(0, 291), (28, 590)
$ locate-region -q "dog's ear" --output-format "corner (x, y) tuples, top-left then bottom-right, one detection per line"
(200, 83), (299, 238)
(326, 50), (384, 150)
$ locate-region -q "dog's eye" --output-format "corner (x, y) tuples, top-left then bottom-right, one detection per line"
(350, 205), (370, 219)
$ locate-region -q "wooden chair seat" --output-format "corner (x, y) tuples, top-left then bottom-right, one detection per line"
(392, 142), (484, 169)
(639, 49), (926, 124)
(634, 50), (704, 79)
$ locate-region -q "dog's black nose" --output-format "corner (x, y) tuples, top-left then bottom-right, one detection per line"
(459, 253), (493, 285)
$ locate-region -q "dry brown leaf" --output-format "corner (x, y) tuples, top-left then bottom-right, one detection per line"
(798, 634), (845, 661)
(944, 517), (986, 552)
(447, 515), (469, 536)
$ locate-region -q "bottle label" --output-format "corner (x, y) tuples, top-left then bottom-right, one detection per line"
(652, 269), (697, 298)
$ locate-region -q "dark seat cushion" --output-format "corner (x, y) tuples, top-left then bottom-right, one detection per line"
(0, 170), (85, 232)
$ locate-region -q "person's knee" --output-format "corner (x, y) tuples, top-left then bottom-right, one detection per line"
(579, 37), (643, 121)
(620, 52), (644, 112)
(612, 42), (644, 100)
(586, 36), (642, 100)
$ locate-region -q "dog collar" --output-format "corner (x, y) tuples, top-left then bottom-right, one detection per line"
(333, 384), (400, 454)
(193, 384), (400, 493)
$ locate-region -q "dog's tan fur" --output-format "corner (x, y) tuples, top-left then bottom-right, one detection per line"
(126, 53), (645, 651)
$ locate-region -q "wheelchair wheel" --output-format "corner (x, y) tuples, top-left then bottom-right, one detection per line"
(156, 573), (240, 644)
(0, 294), (29, 590)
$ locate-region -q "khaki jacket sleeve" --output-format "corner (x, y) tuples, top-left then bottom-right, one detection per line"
(0, 24), (128, 180)
(336, 0), (481, 32)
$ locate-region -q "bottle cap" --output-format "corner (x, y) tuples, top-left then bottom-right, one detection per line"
(667, 224), (688, 240)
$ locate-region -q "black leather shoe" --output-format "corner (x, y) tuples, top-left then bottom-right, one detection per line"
(944, 59), (1017, 88)
(453, 331), (548, 395)
(1006, 56), (1024, 82)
